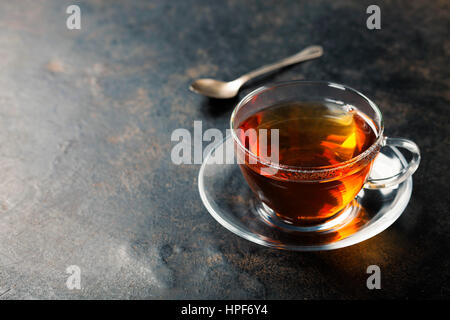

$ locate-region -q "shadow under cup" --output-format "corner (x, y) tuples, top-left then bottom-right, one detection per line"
(231, 81), (404, 230)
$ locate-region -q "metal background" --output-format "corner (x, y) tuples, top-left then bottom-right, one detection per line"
(0, 0), (448, 299)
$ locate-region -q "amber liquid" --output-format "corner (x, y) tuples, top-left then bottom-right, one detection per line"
(237, 101), (378, 225)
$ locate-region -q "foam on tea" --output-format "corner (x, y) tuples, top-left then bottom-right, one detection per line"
(238, 101), (377, 168)
(236, 101), (379, 225)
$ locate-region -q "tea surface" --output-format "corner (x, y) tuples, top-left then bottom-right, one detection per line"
(238, 101), (377, 167)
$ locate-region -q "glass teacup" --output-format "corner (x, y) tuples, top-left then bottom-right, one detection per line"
(231, 81), (420, 230)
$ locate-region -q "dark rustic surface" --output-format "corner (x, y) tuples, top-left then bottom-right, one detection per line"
(0, 0), (448, 299)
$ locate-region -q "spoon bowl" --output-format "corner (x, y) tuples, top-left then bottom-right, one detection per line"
(189, 78), (243, 99)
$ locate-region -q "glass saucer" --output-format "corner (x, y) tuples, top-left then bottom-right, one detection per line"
(198, 135), (413, 251)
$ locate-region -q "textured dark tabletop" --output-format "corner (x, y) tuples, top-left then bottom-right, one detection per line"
(0, 0), (448, 299)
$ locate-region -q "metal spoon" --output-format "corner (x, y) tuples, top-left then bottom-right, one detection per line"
(189, 45), (323, 99)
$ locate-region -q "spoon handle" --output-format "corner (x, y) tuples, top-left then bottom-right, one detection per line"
(238, 45), (323, 83)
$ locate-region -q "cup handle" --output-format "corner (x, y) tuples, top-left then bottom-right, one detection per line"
(364, 136), (421, 189)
